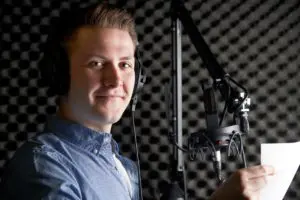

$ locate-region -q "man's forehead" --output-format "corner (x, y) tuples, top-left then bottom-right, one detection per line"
(68, 26), (135, 54)
(75, 26), (134, 42)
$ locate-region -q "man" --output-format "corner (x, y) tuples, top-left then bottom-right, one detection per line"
(0, 2), (274, 200)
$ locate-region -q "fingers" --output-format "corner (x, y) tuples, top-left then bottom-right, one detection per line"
(241, 165), (275, 179)
(210, 165), (274, 200)
(246, 176), (268, 192)
(236, 165), (275, 199)
(238, 173), (269, 200)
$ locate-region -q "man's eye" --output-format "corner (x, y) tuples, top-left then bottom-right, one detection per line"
(88, 61), (103, 68)
(121, 62), (133, 69)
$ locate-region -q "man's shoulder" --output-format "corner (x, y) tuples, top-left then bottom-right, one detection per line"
(1, 131), (76, 185)
(17, 131), (62, 154)
(6, 131), (69, 170)
(0, 132), (81, 199)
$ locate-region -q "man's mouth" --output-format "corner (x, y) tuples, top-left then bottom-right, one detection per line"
(95, 95), (125, 99)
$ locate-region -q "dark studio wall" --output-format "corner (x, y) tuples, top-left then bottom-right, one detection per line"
(1, 0), (300, 199)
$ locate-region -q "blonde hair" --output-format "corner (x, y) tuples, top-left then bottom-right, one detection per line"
(83, 3), (137, 45)
(54, 2), (138, 47)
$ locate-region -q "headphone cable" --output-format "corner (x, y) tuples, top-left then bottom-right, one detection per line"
(131, 109), (144, 200)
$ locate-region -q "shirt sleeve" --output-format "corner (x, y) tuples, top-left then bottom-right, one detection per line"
(0, 142), (81, 200)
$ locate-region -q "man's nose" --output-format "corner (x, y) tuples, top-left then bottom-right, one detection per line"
(102, 63), (122, 87)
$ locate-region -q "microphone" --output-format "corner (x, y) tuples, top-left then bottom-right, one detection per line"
(188, 79), (249, 183)
(201, 79), (223, 183)
(201, 79), (219, 130)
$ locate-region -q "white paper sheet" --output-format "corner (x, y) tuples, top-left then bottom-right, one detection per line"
(260, 141), (300, 200)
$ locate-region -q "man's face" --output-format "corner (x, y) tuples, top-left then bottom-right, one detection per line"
(65, 27), (135, 129)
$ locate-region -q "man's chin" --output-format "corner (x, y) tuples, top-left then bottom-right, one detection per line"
(102, 115), (122, 124)
(92, 110), (123, 124)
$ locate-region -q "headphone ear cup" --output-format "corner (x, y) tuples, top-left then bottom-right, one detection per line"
(39, 43), (70, 96)
(133, 48), (146, 97)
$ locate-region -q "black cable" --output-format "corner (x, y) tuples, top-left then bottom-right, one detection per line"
(234, 132), (247, 168)
(227, 131), (240, 157)
(227, 131), (247, 168)
(201, 133), (223, 183)
(239, 134), (247, 168)
(173, 140), (189, 152)
(131, 110), (143, 200)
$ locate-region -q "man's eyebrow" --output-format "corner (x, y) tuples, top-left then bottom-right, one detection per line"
(120, 56), (134, 60)
(84, 54), (107, 60)
(86, 54), (134, 60)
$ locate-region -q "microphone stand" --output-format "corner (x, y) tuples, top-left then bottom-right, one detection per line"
(160, 1), (187, 200)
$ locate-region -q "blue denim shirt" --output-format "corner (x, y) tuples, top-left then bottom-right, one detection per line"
(0, 116), (140, 200)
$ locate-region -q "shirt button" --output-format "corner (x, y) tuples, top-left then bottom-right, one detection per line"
(93, 149), (98, 154)
(104, 137), (109, 143)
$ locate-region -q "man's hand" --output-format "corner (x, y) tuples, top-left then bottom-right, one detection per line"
(210, 165), (275, 200)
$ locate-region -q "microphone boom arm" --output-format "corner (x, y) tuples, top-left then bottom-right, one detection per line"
(163, 1), (251, 199)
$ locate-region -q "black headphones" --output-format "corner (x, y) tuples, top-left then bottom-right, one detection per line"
(39, 4), (146, 102)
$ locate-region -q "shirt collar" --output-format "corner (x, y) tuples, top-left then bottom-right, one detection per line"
(44, 115), (120, 154)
